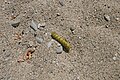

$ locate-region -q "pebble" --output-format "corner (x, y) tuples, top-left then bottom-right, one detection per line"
(78, 36), (82, 39)
(113, 57), (117, 61)
(36, 37), (43, 44)
(105, 25), (109, 28)
(10, 19), (20, 28)
(115, 18), (119, 21)
(59, 0), (64, 6)
(47, 39), (55, 48)
(38, 23), (45, 29)
(104, 15), (110, 21)
(56, 45), (63, 54)
(30, 20), (38, 31)
(56, 13), (60, 16)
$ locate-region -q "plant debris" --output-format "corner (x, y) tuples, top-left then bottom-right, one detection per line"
(17, 48), (35, 63)
(13, 32), (22, 40)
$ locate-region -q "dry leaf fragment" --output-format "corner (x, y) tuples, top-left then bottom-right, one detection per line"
(13, 33), (22, 40)
(17, 48), (35, 63)
(24, 48), (35, 60)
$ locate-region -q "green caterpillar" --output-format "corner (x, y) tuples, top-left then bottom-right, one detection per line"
(51, 32), (71, 52)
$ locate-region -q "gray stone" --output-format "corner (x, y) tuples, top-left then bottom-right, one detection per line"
(30, 20), (38, 31)
(104, 15), (110, 21)
(10, 19), (20, 28)
(36, 37), (43, 44)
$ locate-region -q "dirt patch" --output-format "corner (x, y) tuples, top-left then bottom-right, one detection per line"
(0, 0), (120, 80)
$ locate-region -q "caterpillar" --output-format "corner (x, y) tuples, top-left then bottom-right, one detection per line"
(51, 32), (71, 52)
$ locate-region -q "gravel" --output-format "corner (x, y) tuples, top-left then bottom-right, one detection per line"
(56, 45), (63, 54)
(30, 20), (38, 31)
(1, 0), (120, 80)
(104, 14), (110, 21)
(10, 19), (20, 28)
(36, 37), (44, 44)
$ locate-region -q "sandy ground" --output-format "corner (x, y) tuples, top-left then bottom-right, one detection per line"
(0, 0), (120, 80)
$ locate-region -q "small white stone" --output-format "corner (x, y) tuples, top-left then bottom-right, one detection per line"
(56, 45), (63, 54)
(44, 33), (48, 36)
(38, 23), (45, 29)
(56, 13), (60, 16)
(115, 53), (118, 56)
(113, 57), (117, 61)
(104, 15), (110, 21)
(59, 0), (64, 6)
(115, 18), (119, 21)
(47, 39), (55, 48)
(78, 36), (82, 39)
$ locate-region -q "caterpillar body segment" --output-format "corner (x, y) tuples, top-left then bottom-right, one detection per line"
(51, 32), (71, 52)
